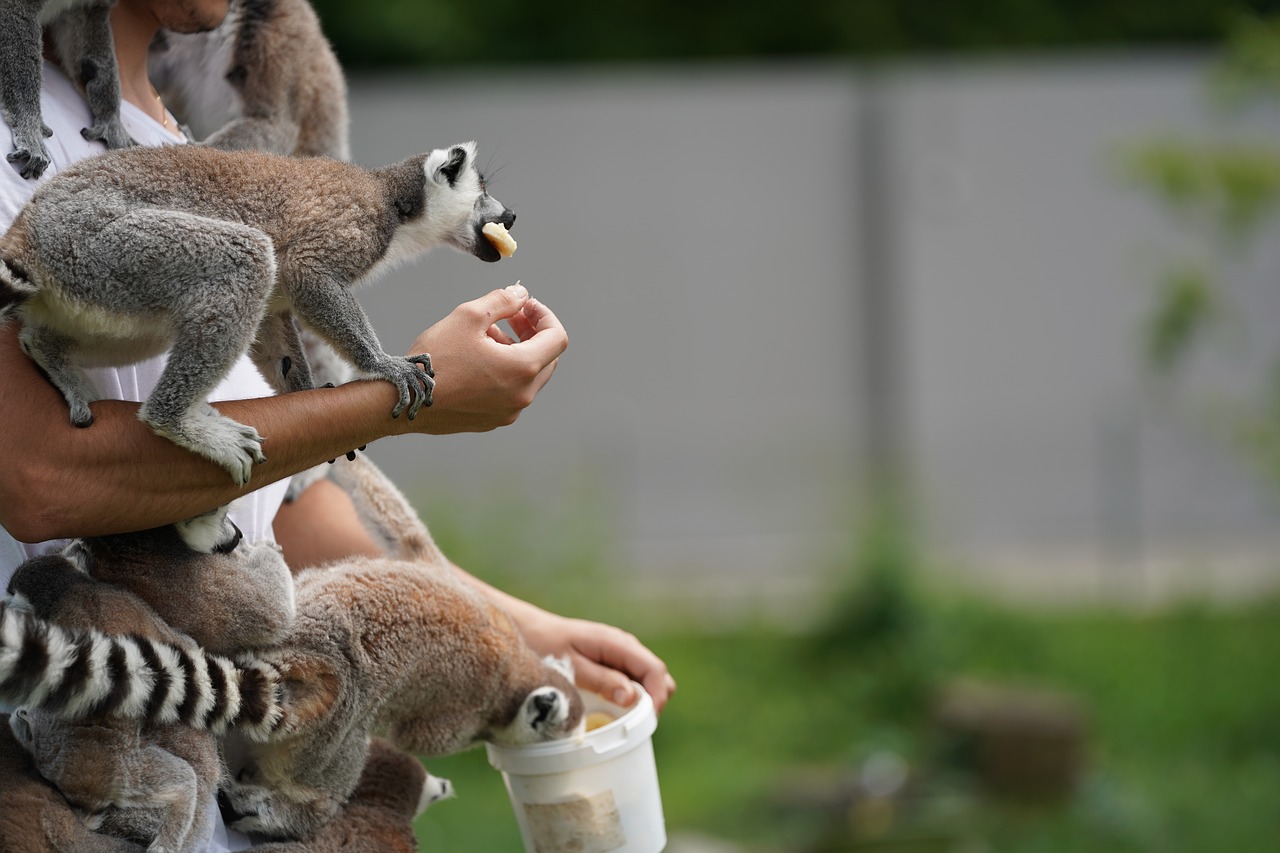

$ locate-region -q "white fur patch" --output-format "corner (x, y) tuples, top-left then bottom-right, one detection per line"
(418, 774), (455, 815)
(116, 637), (158, 719)
(176, 506), (236, 553)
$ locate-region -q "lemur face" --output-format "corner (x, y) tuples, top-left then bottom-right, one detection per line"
(423, 142), (515, 264)
(490, 660), (585, 746)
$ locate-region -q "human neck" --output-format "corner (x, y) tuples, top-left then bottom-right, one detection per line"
(107, 2), (173, 132)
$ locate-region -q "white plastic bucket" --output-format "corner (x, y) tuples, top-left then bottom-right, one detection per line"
(486, 684), (666, 853)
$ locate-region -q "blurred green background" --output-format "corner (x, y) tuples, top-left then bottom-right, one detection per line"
(297, 2), (1280, 851)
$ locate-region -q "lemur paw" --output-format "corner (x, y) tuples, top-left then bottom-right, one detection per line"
(81, 119), (136, 150)
(145, 410), (267, 486)
(381, 354), (434, 420)
(7, 128), (52, 180)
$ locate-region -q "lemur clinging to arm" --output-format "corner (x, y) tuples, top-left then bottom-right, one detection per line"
(0, 140), (517, 485)
(3, 506), (295, 852)
(0, 0), (135, 179)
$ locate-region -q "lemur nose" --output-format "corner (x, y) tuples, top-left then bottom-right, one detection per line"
(532, 692), (557, 723)
(502, 210), (516, 229)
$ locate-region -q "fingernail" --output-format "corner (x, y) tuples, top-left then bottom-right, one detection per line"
(612, 685), (633, 705)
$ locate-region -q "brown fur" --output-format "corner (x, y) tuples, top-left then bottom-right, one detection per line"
(251, 738), (432, 853)
(0, 714), (143, 853)
(4, 517), (294, 852)
(220, 456), (584, 839)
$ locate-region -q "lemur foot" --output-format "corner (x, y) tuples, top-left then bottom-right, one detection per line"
(81, 118), (136, 150)
(7, 123), (53, 180)
(144, 409), (267, 486)
(381, 354), (434, 419)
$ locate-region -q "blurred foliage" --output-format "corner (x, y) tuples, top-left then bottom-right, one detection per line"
(1120, 13), (1280, 489)
(312, 0), (1280, 69)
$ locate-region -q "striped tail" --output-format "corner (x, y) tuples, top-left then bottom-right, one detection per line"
(0, 600), (283, 741)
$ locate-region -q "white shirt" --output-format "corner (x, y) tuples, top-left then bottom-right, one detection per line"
(0, 62), (283, 852)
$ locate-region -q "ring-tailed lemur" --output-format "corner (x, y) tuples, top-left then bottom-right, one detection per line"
(3, 507), (295, 851)
(149, 0), (348, 161)
(2, 455), (583, 843)
(0, 597), (285, 737)
(0, 140), (515, 484)
(1, 0), (136, 180)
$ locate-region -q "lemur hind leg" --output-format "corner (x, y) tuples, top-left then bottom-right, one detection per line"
(0, 0), (53, 178)
(19, 324), (99, 427)
(48, 1), (136, 150)
(89, 209), (276, 484)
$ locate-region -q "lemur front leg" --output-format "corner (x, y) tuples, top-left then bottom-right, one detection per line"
(288, 277), (434, 419)
(48, 2), (136, 150)
(0, 0), (54, 178)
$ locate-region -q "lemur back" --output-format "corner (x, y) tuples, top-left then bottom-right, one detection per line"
(0, 0), (134, 179)
(149, 0), (349, 160)
(0, 140), (515, 484)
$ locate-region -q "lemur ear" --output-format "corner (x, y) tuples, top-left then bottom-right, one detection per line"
(427, 144), (472, 186)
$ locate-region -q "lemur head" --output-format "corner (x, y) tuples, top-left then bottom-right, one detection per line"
(421, 141), (515, 263)
(488, 655), (585, 747)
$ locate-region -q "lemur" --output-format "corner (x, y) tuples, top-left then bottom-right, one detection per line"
(1, 0), (135, 180)
(4, 507), (295, 852)
(0, 140), (516, 484)
(0, 712), (145, 853)
(149, 0), (348, 161)
(1, 455), (583, 843)
(252, 737), (445, 853)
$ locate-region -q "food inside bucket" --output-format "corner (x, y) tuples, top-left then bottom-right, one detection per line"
(585, 711), (615, 732)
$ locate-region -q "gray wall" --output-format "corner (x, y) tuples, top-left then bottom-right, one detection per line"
(345, 57), (1280, 602)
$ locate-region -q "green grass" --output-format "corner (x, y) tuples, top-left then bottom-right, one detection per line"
(411, 590), (1280, 852)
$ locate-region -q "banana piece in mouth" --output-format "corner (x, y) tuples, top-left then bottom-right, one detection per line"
(482, 222), (518, 258)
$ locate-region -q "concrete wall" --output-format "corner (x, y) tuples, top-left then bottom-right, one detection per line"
(345, 57), (1280, 603)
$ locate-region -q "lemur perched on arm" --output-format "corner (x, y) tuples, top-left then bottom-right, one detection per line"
(0, 0), (135, 179)
(0, 140), (517, 484)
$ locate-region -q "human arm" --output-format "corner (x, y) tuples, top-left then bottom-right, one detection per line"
(0, 283), (565, 541)
(274, 479), (677, 713)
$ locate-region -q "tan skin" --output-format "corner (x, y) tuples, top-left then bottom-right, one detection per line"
(0, 0), (675, 710)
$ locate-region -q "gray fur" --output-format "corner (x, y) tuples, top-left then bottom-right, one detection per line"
(149, 0), (349, 160)
(0, 0), (133, 180)
(0, 140), (515, 483)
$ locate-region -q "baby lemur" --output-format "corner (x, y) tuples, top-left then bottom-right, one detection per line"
(1, 0), (135, 179)
(0, 140), (515, 484)
(4, 507), (294, 852)
(149, 0), (348, 160)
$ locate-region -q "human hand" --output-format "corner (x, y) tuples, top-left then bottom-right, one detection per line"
(515, 609), (677, 713)
(405, 283), (567, 435)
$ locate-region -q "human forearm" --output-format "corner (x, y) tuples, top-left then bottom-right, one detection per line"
(0, 283), (567, 541)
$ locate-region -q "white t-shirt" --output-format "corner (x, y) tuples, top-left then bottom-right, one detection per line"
(0, 62), (284, 852)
